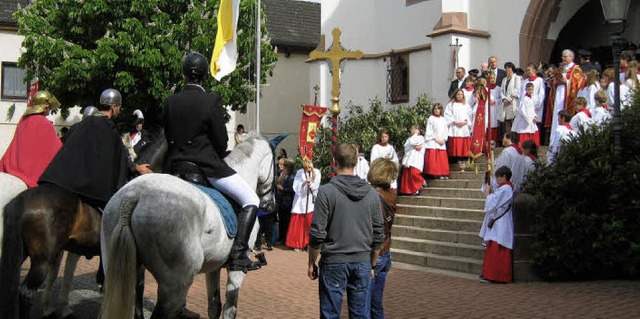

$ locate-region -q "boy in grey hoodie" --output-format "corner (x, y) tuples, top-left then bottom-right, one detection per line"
(308, 143), (385, 319)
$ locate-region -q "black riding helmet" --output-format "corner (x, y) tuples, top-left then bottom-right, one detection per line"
(182, 52), (209, 80)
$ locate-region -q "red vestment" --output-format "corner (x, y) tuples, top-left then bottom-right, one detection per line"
(544, 64), (585, 128)
(399, 166), (424, 195)
(469, 96), (487, 158)
(0, 115), (62, 188)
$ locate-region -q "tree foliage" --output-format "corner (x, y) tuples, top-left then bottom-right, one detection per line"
(311, 95), (433, 182)
(14, 0), (278, 129)
(522, 92), (640, 280)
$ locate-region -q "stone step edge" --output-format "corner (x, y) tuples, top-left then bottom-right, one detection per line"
(424, 187), (483, 191)
(394, 236), (484, 251)
(391, 261), (479, 281)
(391, 248), (483, 264)
(396, 204), (484, 213)
(393, 225), (479, 237)
(395, 215), (483, 224)
(408, 196), (485, 203)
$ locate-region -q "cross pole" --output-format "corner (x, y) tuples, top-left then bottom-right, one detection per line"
(309, 28), (363, 176)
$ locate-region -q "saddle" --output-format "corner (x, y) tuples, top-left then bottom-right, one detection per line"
(170, 161), (214, 188)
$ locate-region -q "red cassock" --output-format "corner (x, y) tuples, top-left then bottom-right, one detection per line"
(286, 213), (314, 249)
(399, 166), (424, 195)
(482, 241), (513, 283)
(518, 131), (540, 147)
(0, 115), (62, 188)
(423, 149), (449, 176)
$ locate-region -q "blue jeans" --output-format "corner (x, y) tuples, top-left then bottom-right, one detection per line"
(319, 261), (372, 319)
(367, 252), (392, 319)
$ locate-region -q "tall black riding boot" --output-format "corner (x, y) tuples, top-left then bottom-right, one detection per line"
(228, 205), (261, 272)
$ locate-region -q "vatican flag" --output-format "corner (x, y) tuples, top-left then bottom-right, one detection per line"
(211, 0), (240, 80)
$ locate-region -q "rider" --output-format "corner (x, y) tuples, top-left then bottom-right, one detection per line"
(0, 91), (62, 188)
(162, 52), (261, 272)
(39, 89), (152, 209)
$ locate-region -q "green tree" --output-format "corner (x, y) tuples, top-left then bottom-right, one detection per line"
(14, 0), (277, 129)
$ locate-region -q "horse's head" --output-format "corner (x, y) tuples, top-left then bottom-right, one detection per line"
(134, 129), (168, 172)
(225, 132), (287, 213)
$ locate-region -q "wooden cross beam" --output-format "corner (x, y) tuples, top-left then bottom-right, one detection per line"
(309, 28), (364, 115)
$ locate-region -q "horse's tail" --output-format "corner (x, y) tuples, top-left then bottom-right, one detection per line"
(0, 195), (25, 319)
(99, 197), (138, 319)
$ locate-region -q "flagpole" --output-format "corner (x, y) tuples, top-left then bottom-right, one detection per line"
(255, 0), (261, 134)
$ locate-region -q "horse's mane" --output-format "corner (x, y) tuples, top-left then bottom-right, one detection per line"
(225, 131), (266, 168)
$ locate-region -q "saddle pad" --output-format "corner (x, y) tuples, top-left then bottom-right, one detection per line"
(192, 183), (237, 238)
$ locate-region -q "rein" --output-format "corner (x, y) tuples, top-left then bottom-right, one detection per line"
(256, 141), (278, 198)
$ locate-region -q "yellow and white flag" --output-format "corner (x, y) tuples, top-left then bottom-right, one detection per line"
(211, 0), (241, 80)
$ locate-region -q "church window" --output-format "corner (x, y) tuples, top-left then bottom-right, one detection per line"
(1, 62), (28, 100)
(387, 55), (409, 104)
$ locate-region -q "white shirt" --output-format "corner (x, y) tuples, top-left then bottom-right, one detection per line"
(402, 134), (426, 170)
(492, 145), (526, 193)
(444, 101), (472, 137)
(478, 183), (514, 249)
(592, 105), (611, 127)
(370, 143), (399, 188)
(424, 115), (448, 150)
(291, 168), (321, 214)
(577, 83), (601, 113)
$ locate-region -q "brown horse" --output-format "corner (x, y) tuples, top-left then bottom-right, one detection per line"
(0, 130), (166, 319)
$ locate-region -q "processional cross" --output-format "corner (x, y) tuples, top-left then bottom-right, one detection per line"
(309, 28), (364, 115)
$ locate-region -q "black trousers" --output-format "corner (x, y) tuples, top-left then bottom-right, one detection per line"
(277, 202), (293, 243)
(257, 213), (275, 247)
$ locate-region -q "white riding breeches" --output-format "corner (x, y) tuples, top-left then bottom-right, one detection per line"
(208, 174), (260, 208)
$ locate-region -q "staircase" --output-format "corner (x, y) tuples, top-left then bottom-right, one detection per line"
(391, 147), (547, 278)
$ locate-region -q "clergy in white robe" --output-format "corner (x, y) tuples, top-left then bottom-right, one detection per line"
(479, 166), (514, 283)
(547, 51), (584, 145)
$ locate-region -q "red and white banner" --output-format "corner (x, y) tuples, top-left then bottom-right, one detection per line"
(26, 78), (39, 107)
(298, 104), (327, 161)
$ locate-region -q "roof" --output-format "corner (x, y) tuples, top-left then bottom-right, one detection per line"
(264, 0), (320, 50)
(0, 0), (27, 26)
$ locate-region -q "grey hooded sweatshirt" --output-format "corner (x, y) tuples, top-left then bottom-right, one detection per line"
(309, 174), (385, 264)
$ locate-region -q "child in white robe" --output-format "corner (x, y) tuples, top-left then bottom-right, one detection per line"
(547, 110), (575, 166)
(592, 90), (611, 127)
(399, 125), (426, 195)
(423, 103), (449, 179)
(353, 144), (370, 180)
(370, 129), (399, 189)
(569, 97), (593, 136)
(512, 83), (539, 146)
(444, 89), (472, 165)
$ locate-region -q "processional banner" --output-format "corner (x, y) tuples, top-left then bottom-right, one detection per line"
(299, 104), (328, 161)
(469, 95), (487, 160)
(26, 78), (39, 107)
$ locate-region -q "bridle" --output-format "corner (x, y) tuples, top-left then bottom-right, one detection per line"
(256, 140), (278, 199)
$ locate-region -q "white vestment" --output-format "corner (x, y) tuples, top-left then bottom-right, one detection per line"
(577, 83), (600, 113)
(402, 135), (426, 171)
(354, 155), (370, 180)
(592, 106), (611, 127)
(550, 62), (575, 143)
(489, 86), (502, 129)
(519, 76), (546, 120)
(444, 102), (472, 137)
(547, 125), (575, 165)
(607, 82), (632, 111)
(569, 110), (593, 136)
(291, 168), (321, 214)
(512, 95), (538, 134)
(478, 183), (514, 249)
(424, 115), (448, 150)
(370, 143), (399, 188)
(491, 145), (526, 193)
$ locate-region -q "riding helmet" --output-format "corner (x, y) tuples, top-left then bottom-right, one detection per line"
(182, 52), (209, 80)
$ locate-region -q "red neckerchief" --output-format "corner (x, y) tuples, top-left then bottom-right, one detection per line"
(620, 67), (626, 73)
(528, 75), (539, 81)
(433, 114), (441, 118)
(602, 103), (610, 111)
(561, 123), (574, 130)
(464, 86), (474, 92)
(488, 84), (497, 90)
(525, 93), (532, 98)
(498, 181), (514, 189)
(130, 132), (138, 140)
(526, 154), (536, 161)
(508, 144), (523, 155)
(580, 108), (592, 118)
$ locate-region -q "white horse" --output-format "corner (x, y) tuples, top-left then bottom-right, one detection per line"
(100, 133), (279, 319)
(0, 172), (78, 318)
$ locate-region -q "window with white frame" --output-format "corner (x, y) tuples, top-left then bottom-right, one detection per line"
(1, 62), (28, 100)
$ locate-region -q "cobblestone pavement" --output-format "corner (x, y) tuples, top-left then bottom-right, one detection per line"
(21, 246), (640, 319)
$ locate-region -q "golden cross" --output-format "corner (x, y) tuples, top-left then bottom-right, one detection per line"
(309, 28), (364, 115)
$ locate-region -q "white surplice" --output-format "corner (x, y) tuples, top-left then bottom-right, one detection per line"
(512, 95), (538, 134)
(547, 124), (575, 165)
(354, 155), (370, 180)
(444, 101), (472, 137)
(424, 115), (448, 150)
(291, 168), (321, 214)
(402, 134), (426, 171)
(519, 76), (546, 120)
(478, 183), (514, 249)
(371, 143), (399, 188)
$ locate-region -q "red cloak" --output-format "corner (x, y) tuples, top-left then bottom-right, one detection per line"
(0, 115), (62, 188)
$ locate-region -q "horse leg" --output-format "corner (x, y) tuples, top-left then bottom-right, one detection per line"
(150, 276), (196, 319)
(59, 252), (81, 319)
(222, 270), (247, 319)
(134, 264), (145, 319)
(20, 256), (52, 319)
(205, 270), (222, 319)
(41, 252), (63, 318)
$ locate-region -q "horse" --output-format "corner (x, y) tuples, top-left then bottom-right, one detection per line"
(99, 133), (281, 319)
(0, 130), (167, 319)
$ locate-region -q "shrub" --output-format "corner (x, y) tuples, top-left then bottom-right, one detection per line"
(522, 91), (640, 280)
(311, 95), (433, 182)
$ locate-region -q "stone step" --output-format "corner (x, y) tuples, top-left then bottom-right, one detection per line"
(427, 179), (483, 189)
(393, 225), (481, 246)
(420, 187), (485, 199)
(399, 196), (485, 210)
(393, 236), (484, 259)
(448, 170), (487, 180)
(394, 215), (482, 232)
(449, 162), (489, 172)
(391, 248), (483, 274)
(397, 204), (484, 221)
